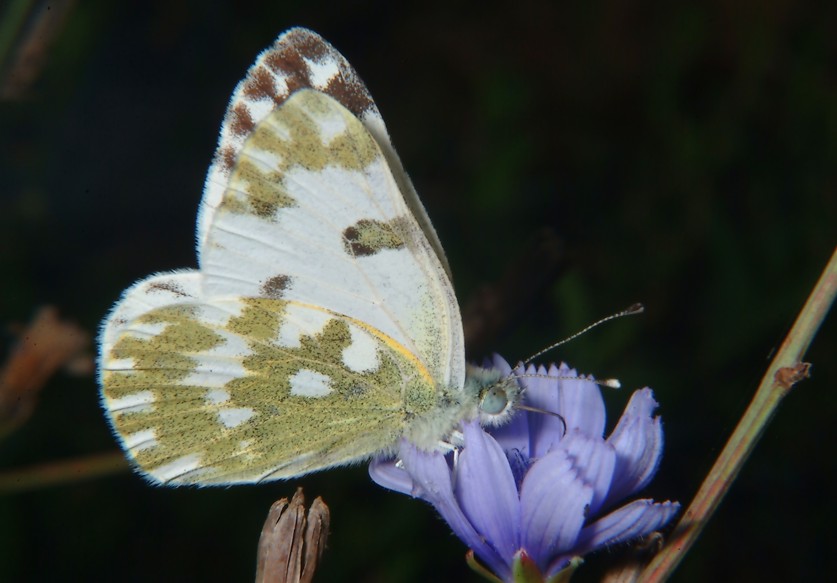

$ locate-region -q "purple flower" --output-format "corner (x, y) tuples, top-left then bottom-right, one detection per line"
(370, 355), (679, 582)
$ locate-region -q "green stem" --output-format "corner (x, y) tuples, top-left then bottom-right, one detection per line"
(639, 245), (837, 582)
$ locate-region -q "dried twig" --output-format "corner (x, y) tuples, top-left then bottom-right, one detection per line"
(0, 305), (92, 437)
(255, 488), (330, 583)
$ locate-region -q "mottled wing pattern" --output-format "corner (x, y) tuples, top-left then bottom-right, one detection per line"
(201, 27), (463, 391)
(201, 89), (463, 387)
(199, 28), (451, 278)
(99, 29), (466, 484)
(102, 282), (439, 483)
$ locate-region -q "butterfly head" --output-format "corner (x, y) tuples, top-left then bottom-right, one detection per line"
(465, 364), (522, 428)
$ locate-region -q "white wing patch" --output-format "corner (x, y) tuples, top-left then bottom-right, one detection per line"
(206, 388), (230, 404)
(155, 454), (203, 483)
(218, 407), (256, 428)
(123, 429), (157, 451)
(304, 55), (341, 88)
(342, 324), (380, 373)
(289, 369), (333, 398)
(108, 391), (155, 414)
(276, 302), (333, 348)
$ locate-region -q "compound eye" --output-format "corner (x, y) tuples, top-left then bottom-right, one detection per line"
(480, 386), (509, 416)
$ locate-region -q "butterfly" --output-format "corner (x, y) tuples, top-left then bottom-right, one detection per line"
(98, 28), (520, 485)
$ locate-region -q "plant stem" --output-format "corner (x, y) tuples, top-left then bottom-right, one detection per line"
(639, 245), (837, 582)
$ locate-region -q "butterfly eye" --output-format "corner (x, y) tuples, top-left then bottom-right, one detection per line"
(479, 385), (510, 416)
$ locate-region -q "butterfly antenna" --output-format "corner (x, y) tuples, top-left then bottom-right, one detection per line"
(521, 303), (645, 365)
(512, 370), (622, 395)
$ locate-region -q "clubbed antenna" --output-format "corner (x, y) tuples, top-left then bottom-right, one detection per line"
(521, 303), (645, 365)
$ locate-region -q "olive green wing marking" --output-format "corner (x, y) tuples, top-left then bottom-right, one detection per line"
(101, 293), (440, 484)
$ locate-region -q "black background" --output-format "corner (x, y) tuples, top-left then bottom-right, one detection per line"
(1, 1), (834, 581)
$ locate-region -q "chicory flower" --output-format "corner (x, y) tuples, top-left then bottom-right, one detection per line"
(370, 355), (679, 582)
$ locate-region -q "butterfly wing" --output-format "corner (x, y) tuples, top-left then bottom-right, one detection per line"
(102, 284), (439, 483)
(99, 30), (465, 485)
(199, 28), (452, 280)
(201, 89), (463, 387)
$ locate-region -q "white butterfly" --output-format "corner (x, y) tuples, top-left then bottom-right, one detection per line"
(98, 28), (519, 485)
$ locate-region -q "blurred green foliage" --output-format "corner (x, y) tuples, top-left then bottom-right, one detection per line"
(0, 1), (833, 581)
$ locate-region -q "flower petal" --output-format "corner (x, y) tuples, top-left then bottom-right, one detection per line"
(397, 440), (512, 580)
(558, 431), (616, 516)
(576, 499), (681, 554)
(555, 374), (606, 439)
(519, 448), (593, 570)
(368, 456), (414, 496)
(505, 448), (530, 488)
(514, 364), (608, 459)
(605, 388), (663, 505)
(455, 421), (521, 562)
(516, 364), (569, 457)
(488, 353), (515, 377)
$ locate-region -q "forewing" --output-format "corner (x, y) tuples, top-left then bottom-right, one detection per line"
(101, 286), (437, 485)
(200, 88), (464, 390)
(200, 28), (452, 278)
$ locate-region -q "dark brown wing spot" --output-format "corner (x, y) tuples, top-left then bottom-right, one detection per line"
(324, 75), (374, 118)
(292, 29), (330, 62)
(243, 66), (277, 102)
(342, 219), (405, 257)
(263, 45), (312, 100)
(229, 103), (255, 137)
(262, 30), (374, 118)
(147, 281), (189, 297)
(265, 45), (310, 80)
(342, 225), (372, 256)
(217, 146), (236, 173)
(260, 275), (291, 299)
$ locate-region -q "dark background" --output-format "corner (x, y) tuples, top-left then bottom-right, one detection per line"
(1, 1), (834, 581)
